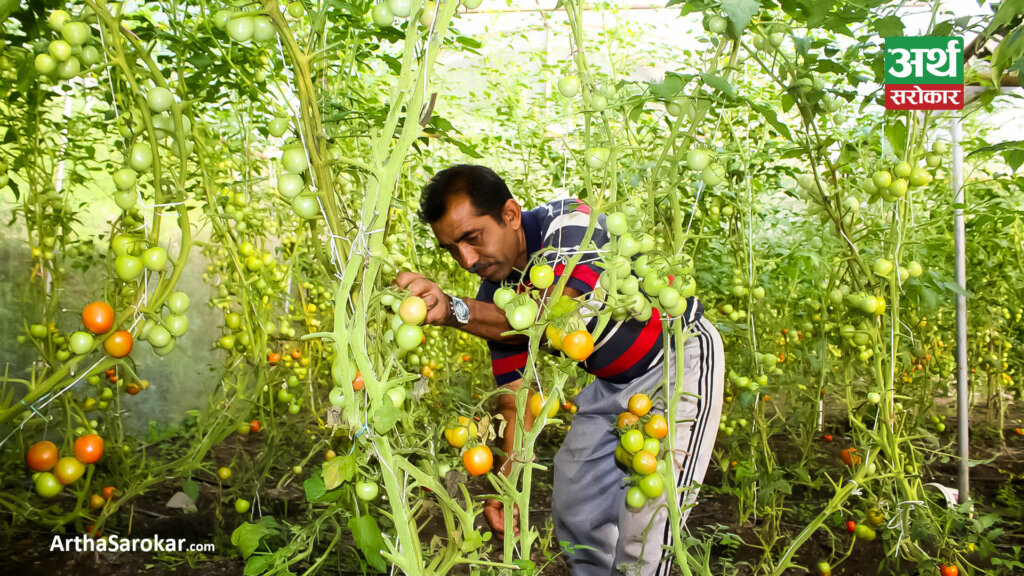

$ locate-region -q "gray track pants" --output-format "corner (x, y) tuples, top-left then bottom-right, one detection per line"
(552, 316), (725, 576)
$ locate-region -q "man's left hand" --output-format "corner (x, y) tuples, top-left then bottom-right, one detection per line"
(394, 271), (452, 326)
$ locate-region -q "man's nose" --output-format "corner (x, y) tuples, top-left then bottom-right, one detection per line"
(456, 244), (478, 270)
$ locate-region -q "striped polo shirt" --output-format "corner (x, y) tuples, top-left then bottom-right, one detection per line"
(475, 199), (704, 386)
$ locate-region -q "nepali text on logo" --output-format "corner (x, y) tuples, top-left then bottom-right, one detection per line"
(884, 37), (964, 110)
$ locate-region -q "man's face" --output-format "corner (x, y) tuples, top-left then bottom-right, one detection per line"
(431, 194), (523, 283)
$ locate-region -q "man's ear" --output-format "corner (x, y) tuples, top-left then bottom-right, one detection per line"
(503, 199), (521, 229)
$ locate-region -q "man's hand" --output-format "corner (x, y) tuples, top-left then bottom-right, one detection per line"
(394, 271), (452, 326)
(483, 498), (520, 539)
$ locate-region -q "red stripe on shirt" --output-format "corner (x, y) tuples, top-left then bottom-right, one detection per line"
(492, 351), (528, 375)
(571, 201), (591, 214)
(591, 309), (662, 379)
(552, 262), (600, 290)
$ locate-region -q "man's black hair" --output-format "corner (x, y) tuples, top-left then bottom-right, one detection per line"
(418, 164), (512, 224)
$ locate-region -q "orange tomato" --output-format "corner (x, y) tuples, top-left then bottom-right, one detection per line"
(561, 330), (594, 361)
(628, 394), (652, 417)
(840, 447), (862, 467)
(73, 434), (104, 464)
(102, 486), (116, 500)
(268, 352), (281, 363)
(617, 411), (639, 428)
(644, 414), (668, 439)
(463, 445), (493, 476)
(82, 301), (114, 334)
(26, 440), (59, 472)
(353, 372), (365, 391)
(291, 348), (302, 360)
(103, 331), (133, 358)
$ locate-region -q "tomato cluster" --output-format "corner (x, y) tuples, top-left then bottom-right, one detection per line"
(25, 434), (104, 498)
(613, 394), (670, 510)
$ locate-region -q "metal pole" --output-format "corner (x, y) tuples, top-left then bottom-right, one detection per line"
(952, 115), (969, 504)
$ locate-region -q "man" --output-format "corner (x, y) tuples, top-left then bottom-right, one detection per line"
(395, 164), (724, 576)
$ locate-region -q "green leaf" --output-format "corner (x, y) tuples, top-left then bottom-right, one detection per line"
(966, 140), (1024, 159)
(348, 514), (388, 572)
(884, 119), (908, 158)
(372, 402), (403, 434)
(322, 453), (357, 490)
(720, 0), (761, 35)
(873, 15), (904, 37)
(182, 479), (199, 503)
(303, 474), (326, 502)
(649, 72), (692, 100)
(700, 73), (736, 99)
(231, 516), (279, 559)
(243, 554), (274, 575)
(745, 100), (793, 140)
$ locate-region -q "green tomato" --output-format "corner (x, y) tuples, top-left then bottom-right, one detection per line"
(617, 234), (640, 257)
(529, 264), (554, 290)
(388, 0), (412, 18)
(167, 291), (190, 314)
(701, 163), (725, 187)
(112, 168), (137, 191)
(288, 2), (305, 18)
(462, 0), (483, 8)
(872, 170), (892, 189)
(129, 142), (153, 172)
(584, 147), (610, 170)
(642, 437), (661, 455)
(35, 472), (63, 498)
(35, 53), (57, 75)
(61, 22), (91, 46)
(226, 15), (255, 42)
(507, 303), (537, 330)
(605, 212), (627, 236)
(873, 258), (893, 277)
(292, 194), (320, 219)
(30, 324), (48, 339)
(853, 524), (876, 542)
(355, 481), (379, 501)
(115, 254), (144, 281)
(165, 314), (189, 337)
(707, 16), (728, 34)
(48, 9), (71, 31)
(889, 178), (908, 198)
(114, 190), (137, 211)
(234, 498), (251, 514)
(48, 40), (72, 62)
(893, 161), (911, 178)
(147, 87), (175, 113)
(288, 403), (300, 414)
(142, 246), (168, 271)
(282, 147), (308, 173)
(638, 473), (664, 498)
(686, 148), (710, 171)
(625, 486), (647, 509)
(658, 287), (681, 310)
(69, 331), (94, 355)
(493, 287), (516, 309)
(371, 4), (395, 26)
(252, 16), (276, 42)
(395, 324), (423, 351)
(907, 261), (923, 278)
(620, 429), (644, 453)
(557, 76), (580, 98)
(329, 386), (345, 407)
(268, 117), (290, 137)
(147, 325), (172, 348)
(386, 386), (406, 407)
(909, 167), (932, 187)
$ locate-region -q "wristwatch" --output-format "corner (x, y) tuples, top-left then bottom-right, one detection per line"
(447, 295), (470, 326)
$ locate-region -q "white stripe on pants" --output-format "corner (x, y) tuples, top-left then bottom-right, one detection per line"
(552, 317), (725, 576)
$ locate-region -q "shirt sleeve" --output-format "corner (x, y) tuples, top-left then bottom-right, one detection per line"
(539, 201), (607, 295)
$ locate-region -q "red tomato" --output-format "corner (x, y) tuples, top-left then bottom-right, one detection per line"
(125, 382), (140, 395)
(73, 434), (104, 464)
(845, 520), (857, 533)
(103, 331), (133, 358)
(463, 445), (493, 476)
(939, 565), (958, 576)
(823, 434), (833, 442)
(82, 302), (114, 334)
(268, 352), (281, 363)
(250, 419), (261, 433)
(102, 486), (116, 500)
(26, 440), (59, 472)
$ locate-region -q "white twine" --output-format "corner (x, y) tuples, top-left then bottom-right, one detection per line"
(885, 500), (926, 557)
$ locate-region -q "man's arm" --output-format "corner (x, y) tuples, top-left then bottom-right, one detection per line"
(393, 271), (583, 343)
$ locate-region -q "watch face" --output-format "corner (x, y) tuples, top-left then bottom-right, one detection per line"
(453, 297), (469, 323)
